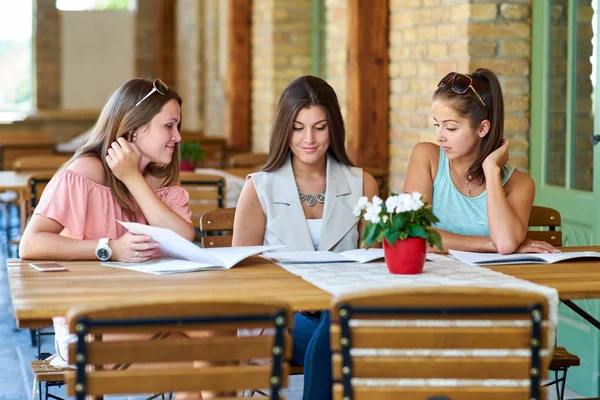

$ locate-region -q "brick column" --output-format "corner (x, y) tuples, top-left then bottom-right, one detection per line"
(35, 0), (61, 110)
(251, 0), (312, 152)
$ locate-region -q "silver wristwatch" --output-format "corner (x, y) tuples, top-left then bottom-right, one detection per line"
(95, 238), (112, 261)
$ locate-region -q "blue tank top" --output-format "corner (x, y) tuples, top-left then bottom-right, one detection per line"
(432, 149), (515, 236)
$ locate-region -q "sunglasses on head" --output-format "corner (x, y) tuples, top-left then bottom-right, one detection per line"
(438, 72), (486, 107)
(134, 79), (168, 107)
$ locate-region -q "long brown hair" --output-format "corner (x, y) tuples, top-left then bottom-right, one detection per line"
(262, 75), (354, 172)
(433, 68), (505, 185)
(65, 78), (182, 218)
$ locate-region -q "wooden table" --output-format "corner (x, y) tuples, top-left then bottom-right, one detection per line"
(488, 246), (600, 301)
(7, 257), (332, 329)
(9, 247), (600, 330)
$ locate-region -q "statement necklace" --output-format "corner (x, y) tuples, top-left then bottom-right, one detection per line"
(450, 160), (474, 197)
(298, 187), (326, 207)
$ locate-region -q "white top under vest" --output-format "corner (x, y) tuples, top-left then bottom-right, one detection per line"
(306, 219), (323, 250)
(249, 153), (363, 252)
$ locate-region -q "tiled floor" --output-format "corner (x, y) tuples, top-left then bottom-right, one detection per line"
(0, 203), (585, 399)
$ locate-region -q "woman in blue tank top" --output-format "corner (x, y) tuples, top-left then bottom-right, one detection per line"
(404, 68), (557, 255)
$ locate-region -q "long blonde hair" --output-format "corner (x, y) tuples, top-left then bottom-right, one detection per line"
(65, 78), (182, 218)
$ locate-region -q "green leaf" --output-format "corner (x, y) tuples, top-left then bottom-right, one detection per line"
(427, 229), (443, 251)
(408, 224), (428, 239)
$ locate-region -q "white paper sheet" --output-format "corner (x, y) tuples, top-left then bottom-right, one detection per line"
(261, 248), (384, 264)
(117, 221), (284, 271)
(449, 249), (600, 266)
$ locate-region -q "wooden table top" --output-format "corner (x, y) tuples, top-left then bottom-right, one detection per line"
(488, 246), (600, 301)
(9, 246), (600, 328)
(7, 257), (332, 328)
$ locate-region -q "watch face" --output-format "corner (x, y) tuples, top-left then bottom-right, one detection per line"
(97, 248), (110, 260)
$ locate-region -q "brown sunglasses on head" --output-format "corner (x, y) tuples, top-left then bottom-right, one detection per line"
(438, 72), (486, 107)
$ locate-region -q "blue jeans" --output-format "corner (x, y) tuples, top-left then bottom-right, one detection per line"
(292, 311), (332, 400)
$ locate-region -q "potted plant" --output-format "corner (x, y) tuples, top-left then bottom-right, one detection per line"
(354, 192), (443, 274)
(179, 141), (204, 171)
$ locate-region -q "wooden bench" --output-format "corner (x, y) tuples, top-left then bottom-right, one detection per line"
(30, 359), (67, 400)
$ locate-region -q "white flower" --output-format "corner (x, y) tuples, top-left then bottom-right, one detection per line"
(363, 204), (382, 224)
(371, 195), (383, 207)
(385, 195), (400, 213)
(353, 196), (370, 217)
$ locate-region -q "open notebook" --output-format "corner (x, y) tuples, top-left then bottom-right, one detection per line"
(449, 249), (600, 266)
(261, 249), (384, 264)
(101, 221), (284, 274)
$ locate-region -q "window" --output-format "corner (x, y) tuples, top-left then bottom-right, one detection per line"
(56, 0), (135, 11)
(0, 0), (33, 113)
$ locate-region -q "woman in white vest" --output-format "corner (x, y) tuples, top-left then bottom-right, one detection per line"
(233, 75), (379, 400)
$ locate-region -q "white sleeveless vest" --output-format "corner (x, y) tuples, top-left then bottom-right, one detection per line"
(250, 153), (363, 252)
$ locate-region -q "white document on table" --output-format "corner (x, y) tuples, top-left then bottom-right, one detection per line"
(102, 221), (284, 274)
(261, 248), (384, 264)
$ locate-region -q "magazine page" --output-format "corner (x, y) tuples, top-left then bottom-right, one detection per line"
(261, 251), (356, 264)
(448, 250), (548, 266)
(449, 249), (600, 266)
(339, 248), (385, 263)
(102, 259), (225, 274)
(119, 221), (224, 265)
(204, 245), (287, 268)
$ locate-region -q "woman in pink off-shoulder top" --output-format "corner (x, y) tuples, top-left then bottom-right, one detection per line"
(18, 80), (199, 399)
(20, 78), (194, 260)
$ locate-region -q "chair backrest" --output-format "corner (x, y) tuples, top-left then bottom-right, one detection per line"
(66, 300), (292, 399)
(179, 172), (226, 231)
(527, 205), (562, 246)
(13, 155), (71, 172)
(28, 170), (56, 217)
(199, 207), (236, 248)
(362, 166), (388, 199)
(330, 287), (551, 400)
(228, 152), (269, 168)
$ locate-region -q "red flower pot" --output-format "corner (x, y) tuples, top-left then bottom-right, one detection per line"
(383, 237), (427, 275)
(180, 159), (195, 171)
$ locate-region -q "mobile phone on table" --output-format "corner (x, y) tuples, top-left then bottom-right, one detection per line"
(29, 262), (68, 272)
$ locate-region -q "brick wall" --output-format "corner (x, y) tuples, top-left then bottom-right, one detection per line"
(35, 0), (61, 110)
(389, 0), (532, 192)
(325, 0), (348, 120)
(251, 0), (312, 152)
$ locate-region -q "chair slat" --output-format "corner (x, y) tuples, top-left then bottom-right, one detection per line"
(330, 325), (548, 351)
(333, 384), (543, 400)
(201, 236), (233, 248)
(528, 205), (561, 227)
(67, 364), (287, 395)
(332, 354), (549, 380)
(68, 334), (293, 364)
(526, 231), (563, 247)
(199, 207), (236, 232)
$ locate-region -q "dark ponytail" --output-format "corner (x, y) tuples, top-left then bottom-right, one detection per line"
(433, 68), (505, 185)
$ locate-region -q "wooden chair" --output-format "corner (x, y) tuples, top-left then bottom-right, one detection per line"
(199, 207), (236, 248)
(362, 166), (388, 199)
(13, 155), (71, 172)
(229, 152), (269, 168)
(65, 299), (292, 399)
(527, 205), (562, 247)
(330, 287), (552, 400)
(179, 172), (226, 236)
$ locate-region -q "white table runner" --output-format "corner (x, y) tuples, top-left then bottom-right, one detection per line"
(277, 253), (559, 329)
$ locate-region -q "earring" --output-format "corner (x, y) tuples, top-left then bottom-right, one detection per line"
(132, 132), (137, 142)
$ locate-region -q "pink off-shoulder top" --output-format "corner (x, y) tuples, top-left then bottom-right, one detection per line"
(34, 168), (192, 239)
